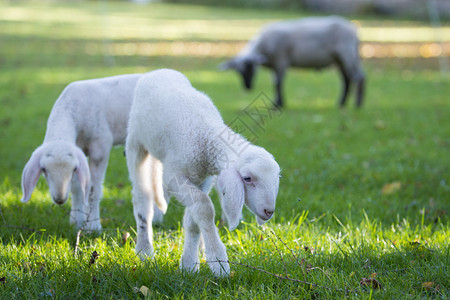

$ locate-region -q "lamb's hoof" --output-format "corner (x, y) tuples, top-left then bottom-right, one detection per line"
(135, 243), (154, 261)
(180, 256), (200, 273)
(84, 221), (103, 233)
(208, 260), (230, 277)
(70, 214), (86, 230)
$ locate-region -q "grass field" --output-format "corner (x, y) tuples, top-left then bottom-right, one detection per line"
(0, 1), (449, 298)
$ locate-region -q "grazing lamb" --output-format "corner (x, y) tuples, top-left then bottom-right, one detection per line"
(221, 16), (365, 108)
(126, 69), (281, 276)
(20, 73), (165, 232)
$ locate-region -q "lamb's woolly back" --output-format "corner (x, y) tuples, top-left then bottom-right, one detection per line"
(45, 74), (142, 145)
(132, 69), (223, 130)
(130, 69), (226, 171)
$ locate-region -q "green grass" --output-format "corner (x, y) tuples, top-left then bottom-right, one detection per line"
(0, 1), (449, 298)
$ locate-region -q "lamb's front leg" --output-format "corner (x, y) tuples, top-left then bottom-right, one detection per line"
(70, 175), (86, 229)
(83, 157), (109, 232)
(181, 208), (201, 272)
(81, 141), (114, 232)
(181, 193), (229, 276)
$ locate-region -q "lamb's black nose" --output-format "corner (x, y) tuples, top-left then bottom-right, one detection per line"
(53, 197), (67, 205)
(264, 209), (273, 218)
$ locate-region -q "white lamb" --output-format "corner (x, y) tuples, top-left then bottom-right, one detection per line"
(126, 69), (281, 276)
(221, 16), (365, 108)
(20, 73), (165, 232)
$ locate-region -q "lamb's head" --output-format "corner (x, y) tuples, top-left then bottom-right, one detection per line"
(21, 141), (90, 205)
(217, 145), (280, 230)
(220, 54), (266, 90)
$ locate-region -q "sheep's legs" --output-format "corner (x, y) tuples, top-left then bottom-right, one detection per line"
(338, 69), (351, 108)
(355, 72), (365, 108)
(273, 70), (285, 108)
(127, 143), (155, 259)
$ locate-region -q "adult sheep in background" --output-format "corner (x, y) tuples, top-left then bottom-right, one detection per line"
(126, 69), (281, 276)
(20, 73), (165, 232)
(221, 16), (365, 109)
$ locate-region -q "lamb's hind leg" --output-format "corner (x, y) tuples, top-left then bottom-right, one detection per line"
(127, 142), (155, 259)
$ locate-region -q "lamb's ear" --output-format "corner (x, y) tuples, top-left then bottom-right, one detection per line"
(217, 168), (245, 231)
(21, 148), (44, 203)
(74, 147), (90, 206)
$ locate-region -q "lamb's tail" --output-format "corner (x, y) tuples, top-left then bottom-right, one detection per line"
(151, 157), (167, 213)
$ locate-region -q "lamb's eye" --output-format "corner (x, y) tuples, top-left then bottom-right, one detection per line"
(41, 168), (47, 175)
(243, 177), (252, 183)
(73, 167), (78, 173)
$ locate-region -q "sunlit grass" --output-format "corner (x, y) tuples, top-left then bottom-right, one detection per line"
(1, 1), (449, 42)
(0, 1), (449, 298)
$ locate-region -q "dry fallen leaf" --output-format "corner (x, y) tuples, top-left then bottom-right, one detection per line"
(300, 258), (313, 272)
(122, 232), (131, 244)
(374, 120), (386, 130)
(422, 282), (434, 289)
(89, 251), (99, 266)
(360, 277), (383, 290)
(303, 246), (314, 254)
(382, 182), (401, 195)
(22, 261), (32, 272)
(139, 285), (150, 297)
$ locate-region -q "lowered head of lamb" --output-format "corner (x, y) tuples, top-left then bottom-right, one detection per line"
(21, 141), (90, 206)
(217, 144), (280, 230)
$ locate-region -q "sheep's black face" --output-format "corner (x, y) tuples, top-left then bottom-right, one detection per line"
(240, 61), (255, 90)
